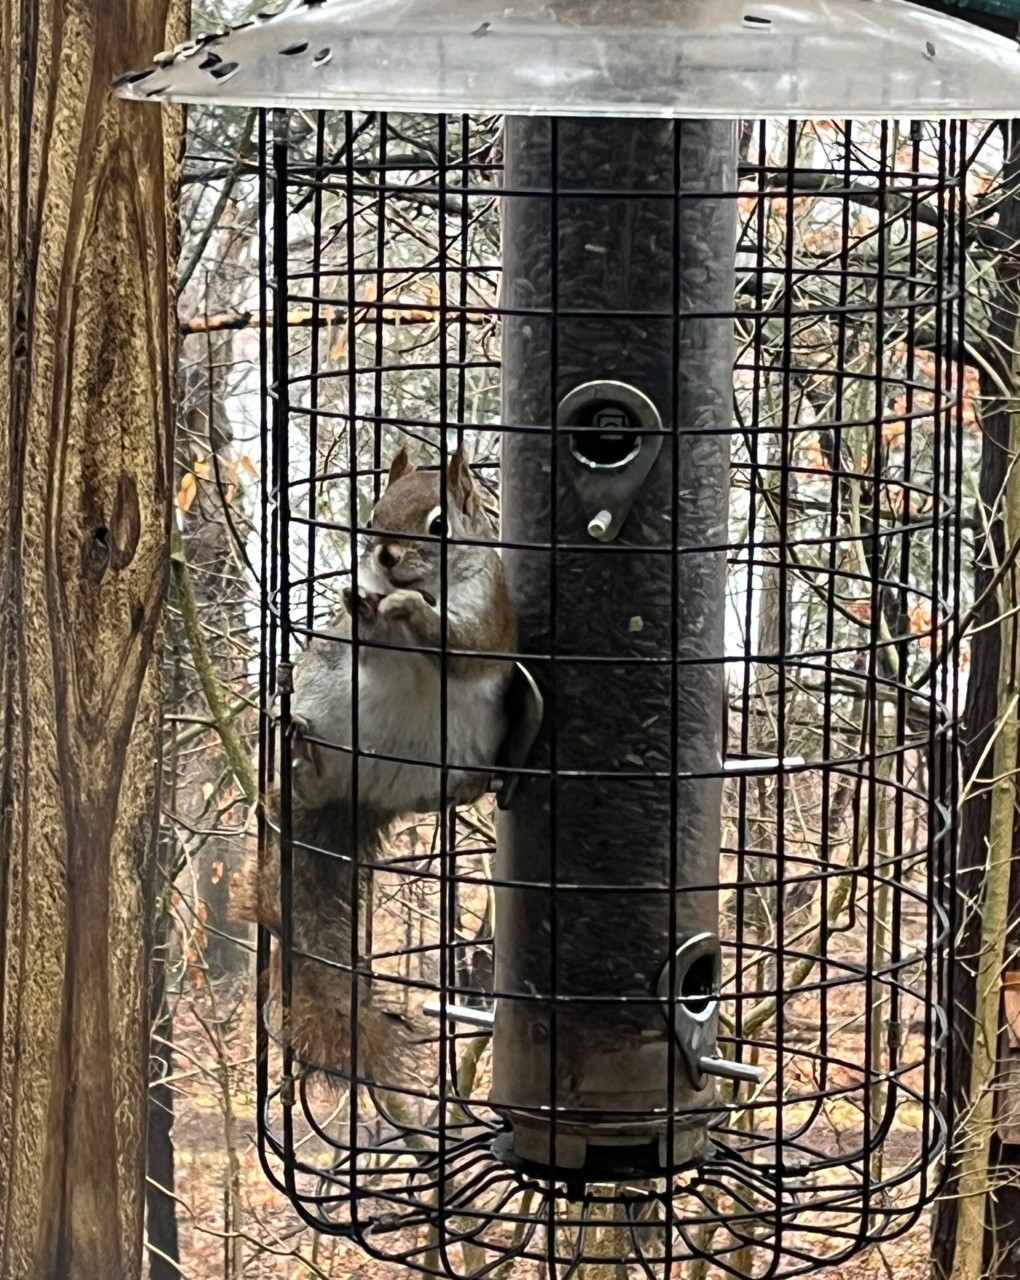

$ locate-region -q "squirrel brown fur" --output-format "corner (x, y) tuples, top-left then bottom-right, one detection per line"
(234, 779), (416, 1088)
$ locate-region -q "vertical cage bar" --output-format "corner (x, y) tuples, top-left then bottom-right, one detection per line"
(255, 105), (281, 1189)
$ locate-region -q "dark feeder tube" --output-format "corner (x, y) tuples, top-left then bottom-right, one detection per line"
(492, 117), (737, 1176)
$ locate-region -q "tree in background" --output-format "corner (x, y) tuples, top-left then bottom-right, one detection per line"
(932, 119), (1020, 1280)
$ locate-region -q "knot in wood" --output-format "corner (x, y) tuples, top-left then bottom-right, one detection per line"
(83, 474), (142, 584)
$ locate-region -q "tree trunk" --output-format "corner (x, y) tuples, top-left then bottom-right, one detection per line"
(0, 2), (186, 1277)
(931, 119), (1020, 1280)
(172, 393), (253, 979)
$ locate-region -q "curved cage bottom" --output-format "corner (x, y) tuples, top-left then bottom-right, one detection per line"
(255, 1068), (947, 1279)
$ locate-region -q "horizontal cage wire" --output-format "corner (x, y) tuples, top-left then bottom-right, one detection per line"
(251, 109), (968, 1279)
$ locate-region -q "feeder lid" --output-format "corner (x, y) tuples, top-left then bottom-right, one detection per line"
(113, 0), (1020, 117)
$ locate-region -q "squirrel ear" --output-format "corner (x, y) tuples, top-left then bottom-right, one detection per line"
(386, 446), (414, 488)
(448, 447), (480, 516)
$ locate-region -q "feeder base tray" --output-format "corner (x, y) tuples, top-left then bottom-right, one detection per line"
(491, 1113), (710, 1184)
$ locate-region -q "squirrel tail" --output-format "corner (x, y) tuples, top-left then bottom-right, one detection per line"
(234, 787), (414, 1089)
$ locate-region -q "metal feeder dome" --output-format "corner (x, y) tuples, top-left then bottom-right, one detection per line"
(114, 0), (1020, 117)
(116, 0), (1005, 1274)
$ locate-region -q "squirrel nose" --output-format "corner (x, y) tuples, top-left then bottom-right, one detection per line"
(377, 543), (403, 570)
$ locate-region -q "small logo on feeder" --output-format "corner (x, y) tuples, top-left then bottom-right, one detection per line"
(571, 402), (642, 471)
(591, 406), (630, 437)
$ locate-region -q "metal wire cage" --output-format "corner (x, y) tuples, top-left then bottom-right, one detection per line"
(253, 109), (966, 1277)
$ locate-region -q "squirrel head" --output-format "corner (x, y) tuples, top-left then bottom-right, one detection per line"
(360, 445), (493, 596)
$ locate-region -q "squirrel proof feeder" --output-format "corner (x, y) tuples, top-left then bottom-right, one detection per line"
(117, 0), (1016, 1273)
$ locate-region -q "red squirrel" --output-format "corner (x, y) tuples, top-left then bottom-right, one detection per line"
(239, 445), (516, 1081)
(289, 443), (518, 815)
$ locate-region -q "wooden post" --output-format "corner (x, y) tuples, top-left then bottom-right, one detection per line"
(0, 1), (185, 1276)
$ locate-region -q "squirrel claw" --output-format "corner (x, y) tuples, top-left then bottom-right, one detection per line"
(343, 585), (382, 623)
(288, 714), (319, 774)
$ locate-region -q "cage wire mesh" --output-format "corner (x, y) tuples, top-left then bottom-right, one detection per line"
(253, 109), (966, 1277)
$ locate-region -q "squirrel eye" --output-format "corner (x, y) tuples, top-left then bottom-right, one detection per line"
(426, 507), (446, 538)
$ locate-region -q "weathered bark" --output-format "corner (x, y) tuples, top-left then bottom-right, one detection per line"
(931, 119), (1020, 1280)
(0, 2), (186, 1277)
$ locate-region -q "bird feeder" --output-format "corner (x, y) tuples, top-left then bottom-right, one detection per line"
(116, 0), (1016, 1272)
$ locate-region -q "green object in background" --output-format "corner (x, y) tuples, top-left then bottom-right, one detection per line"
(919, 0), (1020, 23)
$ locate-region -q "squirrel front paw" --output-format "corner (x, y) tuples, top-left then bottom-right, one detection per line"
(343, 585), (383, 624)
(287, 713), (319, 774)
(377, 588), (432, 621)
